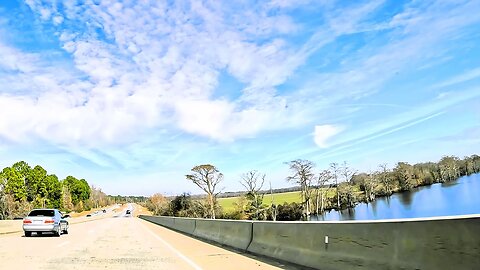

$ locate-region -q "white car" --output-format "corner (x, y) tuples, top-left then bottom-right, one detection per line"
(23, 209), (69, 237)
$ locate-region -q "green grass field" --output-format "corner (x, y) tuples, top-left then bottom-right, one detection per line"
(218, 191), (303, 213)
(218, 188), (348, 213)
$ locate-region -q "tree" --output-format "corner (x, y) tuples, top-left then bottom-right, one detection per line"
(378, 163), (394, 195)
(314, 169), (332, 214)
(438, 156), (460, 182)
(29, 165), (47, 204)
(240, 170), (266, 220)
(364, 171), (379, 202)
(2, 167), (27, 201)
(148, 193), (168, 215)
(0, 161), (96, 217)
(329, 162), (341, 209)
(88, 186), (110, 209)
(341, 161), (356, 184)
(61, 185), (73, 211)
(276, 202), (303, 221)
(286, 160), (315, 215)
(229, 196), (249, 220)
(0, 170), (7, 219)
(63, 176), (91, 210)
(394, 162), (415, 190)
(186, 164), (223, 219)
(45, 174), (62, 208)
(268, 181), (277, 221)
(170, 193), (193, 217)
(337, 183), (357, 208)
(471, 155), (480, 173)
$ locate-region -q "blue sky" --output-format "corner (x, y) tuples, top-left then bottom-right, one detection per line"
(0, 0), (479, 196)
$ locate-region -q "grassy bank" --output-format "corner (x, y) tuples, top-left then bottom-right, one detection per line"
(219, 191), (303, 212)
(219, 189), (342, 213)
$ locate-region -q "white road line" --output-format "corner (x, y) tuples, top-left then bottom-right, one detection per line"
(138, 219), (203, 270)
(57, 241), (70, 248)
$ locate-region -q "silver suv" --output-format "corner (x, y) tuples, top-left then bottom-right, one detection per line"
(23, 209), (69, 237)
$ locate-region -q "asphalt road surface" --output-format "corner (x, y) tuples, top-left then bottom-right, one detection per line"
(0, 214), (292, 270)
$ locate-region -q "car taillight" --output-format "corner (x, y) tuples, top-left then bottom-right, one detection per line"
(44, 220), (54, 224)
(23, 219), (32, 224)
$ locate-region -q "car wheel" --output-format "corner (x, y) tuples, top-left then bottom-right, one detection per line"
(24, 231), (32, 237)
(54, 227), (61, 237)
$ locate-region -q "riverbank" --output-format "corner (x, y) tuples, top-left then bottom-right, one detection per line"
(313, 173), (480, 221)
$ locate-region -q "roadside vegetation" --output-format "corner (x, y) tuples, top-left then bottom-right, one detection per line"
(0, 161), (116, 219)
(146, 154), (480, 221)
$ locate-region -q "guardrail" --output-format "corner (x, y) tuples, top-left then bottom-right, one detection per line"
(139, 214), (480, 270)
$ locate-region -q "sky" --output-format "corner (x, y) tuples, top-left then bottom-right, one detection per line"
(0, 0), (479, 196)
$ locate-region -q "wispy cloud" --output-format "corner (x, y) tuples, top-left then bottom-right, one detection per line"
(314, 125), (343, 148)
(432, 67), (480, 89)
(0, 0), (409, 146)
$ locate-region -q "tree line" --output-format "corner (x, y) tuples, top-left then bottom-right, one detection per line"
(146, 154), (480, 221)
(0, 161), (111, 219)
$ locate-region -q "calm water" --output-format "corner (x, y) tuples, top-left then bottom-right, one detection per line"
(312, 173), (480, 221)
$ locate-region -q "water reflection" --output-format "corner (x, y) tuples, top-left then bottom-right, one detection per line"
(311, 173), (480, 221)
(398, 192), (413, 209)
(370, 200), (378, 217)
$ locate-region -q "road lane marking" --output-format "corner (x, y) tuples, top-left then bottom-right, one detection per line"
(138, 220), (203, 270)
(57, 241), (70, 248)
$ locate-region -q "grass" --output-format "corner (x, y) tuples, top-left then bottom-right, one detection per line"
(218, 191), (303, 213)
(218, 188), (348, 213)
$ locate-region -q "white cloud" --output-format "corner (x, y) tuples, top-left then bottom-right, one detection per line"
(3, 0), (326, 145)
(314, 125), (343, 148)
(432, 67), (480, 89)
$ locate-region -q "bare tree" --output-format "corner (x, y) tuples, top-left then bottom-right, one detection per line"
(240, 170), (265, 220)
(314, 169), (332, 214)
(149, 193), (168, 215)
(286, 159), (315, 216)
(378, 163), (393, 195)
(341, 161), (356, 183)
(186, 164), (223, 219)
(269, 181), (277, 221)
(365, 171), (379, 202)
(330, 162), (340, 209)
(337, 161), (356, 209)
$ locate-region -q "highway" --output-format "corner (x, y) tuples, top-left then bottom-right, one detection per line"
(0, 205), (291, 270)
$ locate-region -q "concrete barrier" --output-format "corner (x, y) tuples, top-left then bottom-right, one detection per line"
(139, 214), (480, 270)
(248, 215), (480, 270)
(139, 215), (254, 250)
(174, 218), (196, 235)
(193, 219), (253, 250)
(0, 220), (22, 234)
(140, 215), (167, 227)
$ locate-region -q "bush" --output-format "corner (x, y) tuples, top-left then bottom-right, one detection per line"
(219, 210), (245, 220)
(276, 202), (302, 221)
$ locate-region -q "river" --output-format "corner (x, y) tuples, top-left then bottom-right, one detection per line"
(311, 173), (480, 221)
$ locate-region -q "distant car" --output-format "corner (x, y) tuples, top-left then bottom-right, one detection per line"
(125, 210), (131, 215)
(86, 214), (91, 217)
(23, 209), (69, 237)
(102, 209), (106, 213)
